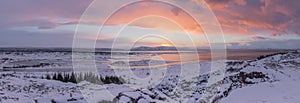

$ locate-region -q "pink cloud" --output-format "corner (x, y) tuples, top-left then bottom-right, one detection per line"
(0, 0), (92, 29)
(104, 1), (204, 34)
(206, 0), (300, 36)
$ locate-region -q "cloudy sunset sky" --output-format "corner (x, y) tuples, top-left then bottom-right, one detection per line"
(1, 0), (300, 49)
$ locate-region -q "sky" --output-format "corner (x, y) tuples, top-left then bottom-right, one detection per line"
(0, 0), (300, 49)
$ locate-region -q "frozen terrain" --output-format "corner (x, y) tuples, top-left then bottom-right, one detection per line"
(0, 50), (299, 103)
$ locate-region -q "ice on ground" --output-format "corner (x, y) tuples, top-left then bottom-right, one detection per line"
(0, 50), (299, 103)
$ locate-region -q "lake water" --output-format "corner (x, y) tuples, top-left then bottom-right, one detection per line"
(0, 49), (286, 71)
(109, 50), (285, 68)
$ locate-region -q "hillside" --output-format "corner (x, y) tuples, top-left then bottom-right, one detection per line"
(0, 51), (299, 103)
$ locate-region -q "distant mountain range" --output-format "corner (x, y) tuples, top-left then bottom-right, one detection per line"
(0, 46), (291, 52)
(0, 46), (192, 52)
(131, 46), (177, 51)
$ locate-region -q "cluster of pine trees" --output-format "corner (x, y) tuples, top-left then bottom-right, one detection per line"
(43, 72), (125, 84)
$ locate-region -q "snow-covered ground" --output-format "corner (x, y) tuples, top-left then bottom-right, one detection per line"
(0, 50), (299, 103)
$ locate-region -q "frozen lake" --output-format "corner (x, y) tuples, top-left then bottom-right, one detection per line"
(0, 48), (285, 71)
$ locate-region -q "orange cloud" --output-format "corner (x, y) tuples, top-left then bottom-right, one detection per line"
(104, 1), (204, 35)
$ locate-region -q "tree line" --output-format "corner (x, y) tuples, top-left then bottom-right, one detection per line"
(43, 72), (125, 84)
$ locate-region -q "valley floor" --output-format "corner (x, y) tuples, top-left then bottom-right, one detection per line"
(0, 51), (300, 103)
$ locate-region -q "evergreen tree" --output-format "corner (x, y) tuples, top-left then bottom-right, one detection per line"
(52, 73), (57, 80)
(70, 73), (76, 83)
(77, 73), (83, 82)
(57, 73), (63, 81)
(63, 73), (70, 82)
(46, 74), (51, 80)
